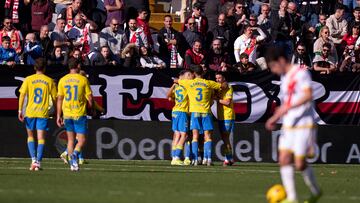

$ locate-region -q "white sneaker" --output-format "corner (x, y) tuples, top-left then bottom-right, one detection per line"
(70, 165), (79, 171)
(207, 159), (213, 166)
(202, 158), (208, 165)
(34, 162), (41, 171)
(29, 160), (37, 171)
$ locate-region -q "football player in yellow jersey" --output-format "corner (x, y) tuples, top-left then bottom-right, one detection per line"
(56, 58), (93, 171)
(176, 65), (226, 166)
(18, 58), (57, 171)
(215, 72), (235, 166)
(167, 70), (193, 166)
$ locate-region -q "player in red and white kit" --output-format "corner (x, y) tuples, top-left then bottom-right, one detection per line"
(265, 46), (322, 203)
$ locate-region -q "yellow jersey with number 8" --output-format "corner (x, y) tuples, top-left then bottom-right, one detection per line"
(19, 74), (57, 118)
(179, 78), (221, 113)
(57, 73), (92, 118)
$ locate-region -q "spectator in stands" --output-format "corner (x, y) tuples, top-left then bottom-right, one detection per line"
(137, 8), (153, 46)
(51, 18), (71, 53)
(123, 0), (150, 23)
(348, 7), (360, 31)
(23, 33), (42, 65)
(206, 39), (231, 72)
(125, 18), (148, 48)
(121, 43), (140, 68)
(184, 39), (206, 69)
(314, 26), (339, 62)
(91, 46), (118, 66)
(222, 1), (237, 34)
(258, 4), (271, 33)
(182, 18), (202, 52)
(38, 25), (53, 60)
(207, 13), (231, 50)
(0, 17), (23, 54)
(47, 46), (68, 65)
(59, 0), (85, 32)
(234, 1), (247, 35)
(31, 0), (53, 32)
(234, 25), (266, 64)
(315, 14), (327, 37)
(313, 43), (337, 74)
(68, 14), (98, 56)
(291, 42), (312, 69)
(139, 46), (165, 69)
(342, 24), (360, 46)
(271, 0), (294, 58)
(203, 0), (222, 31)
(99, 18), (127, 63)
(299, 0), (322, 27)
(104, 0), (124, 27)
(233, 53), (257, 73)
(248, 14), (270, 41)
(287, 2), (302, 41)
(157, 15), (182, 68)
(183, 2), (208, 37)
(326, 5), (348, 46)
(71, 48), (90, 65)
(0, 36), (19, 66)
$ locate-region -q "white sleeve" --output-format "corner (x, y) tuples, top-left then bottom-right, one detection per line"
(298, 70), (312, 90)
(140, 57), (154, 68)
(234, 37), (241, 63)
(256, 27), (266, 42)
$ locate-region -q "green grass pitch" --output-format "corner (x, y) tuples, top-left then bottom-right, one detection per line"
(0, 158), (359, 203)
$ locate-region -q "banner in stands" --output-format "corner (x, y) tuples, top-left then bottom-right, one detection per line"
(0, 66), (359, 125)
(0, 118), (359, 164)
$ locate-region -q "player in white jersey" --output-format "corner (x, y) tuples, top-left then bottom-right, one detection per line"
(265, 46), (322, 203)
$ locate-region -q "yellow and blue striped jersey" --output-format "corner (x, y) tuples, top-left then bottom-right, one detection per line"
(57, 73), (92, 118)
(172, 84), (189, 113)
(179, 78), (221, 113)
(217, 86), (235, 120)
(19, 74), (57, 118)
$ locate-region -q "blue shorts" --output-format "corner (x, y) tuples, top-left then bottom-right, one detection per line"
(190, 112), (214, 131)
(172, 111), (189, 133)
(64, 116), (87, 134)
(218, 120), (234, 134)
(24, 117), (49, 131)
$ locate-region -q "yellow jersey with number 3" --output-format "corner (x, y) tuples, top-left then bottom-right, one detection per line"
(19, 74), (57, 118)
(179, 78), (221, 113)
(58, 73), (92, 118)
(172, 84), (189, 113)
(217, 86), (235, 120)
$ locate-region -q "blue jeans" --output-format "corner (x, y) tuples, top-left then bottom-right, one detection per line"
(343, 0), (359, 9)
(274, 40), (294, 59)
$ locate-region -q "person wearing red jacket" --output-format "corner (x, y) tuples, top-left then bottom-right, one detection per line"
(136, 8), (153, 46)
(184, 39), (206, 69)
(31, 0), (53, 32)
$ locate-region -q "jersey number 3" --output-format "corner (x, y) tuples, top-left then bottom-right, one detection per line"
(195, 88), (203, 101)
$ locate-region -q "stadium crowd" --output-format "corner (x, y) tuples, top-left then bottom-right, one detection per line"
(1, 0), (360, 73)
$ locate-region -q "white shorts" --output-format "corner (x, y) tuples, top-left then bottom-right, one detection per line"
(278, 127), (317, 158)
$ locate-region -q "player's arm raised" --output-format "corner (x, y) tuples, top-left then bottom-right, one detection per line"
(166, 84), (176, 101)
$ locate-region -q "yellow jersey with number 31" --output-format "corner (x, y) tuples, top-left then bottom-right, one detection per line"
(172, 84), (189, 113)
(217, 86), (235, 120)
(19, 74), (57, 118)
(179, 78), (221, 113)
(57, 73), (92, 118)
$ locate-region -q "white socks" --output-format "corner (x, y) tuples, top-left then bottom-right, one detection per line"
(302, 166), (321, 195)
(280, 165), (297, 201)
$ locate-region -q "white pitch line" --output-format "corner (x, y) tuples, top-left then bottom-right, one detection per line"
(0, 166), (279, 174)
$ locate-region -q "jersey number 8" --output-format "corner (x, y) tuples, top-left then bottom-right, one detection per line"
(34, 88), (43, 104)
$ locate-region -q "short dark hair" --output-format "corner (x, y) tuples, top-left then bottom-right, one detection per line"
(193, 39), (202, 46)
(137, 7), (148, 13)
(164, 15), (172, 20)
(34, 58), (46, 71)
(190, 65), (203, 76)
(68, 57), (80, 70)
(323, 43), (332, 50)
(335, 4), (346, 11)
(100, 45), (109, 51)
(354, 7), (360, 12)
(193, 2), (201, 9)
(265, 45), (289, 64)
(179, 69), (192, 76)
(3, 16), (11, 22)
(240, 53), (249, 59)
(215, 71), (227, 81)
(1, 36), (10, 42)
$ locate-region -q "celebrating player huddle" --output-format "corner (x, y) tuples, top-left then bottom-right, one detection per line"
(18, 58), (93, 171)
(169, 66), (234, 166)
